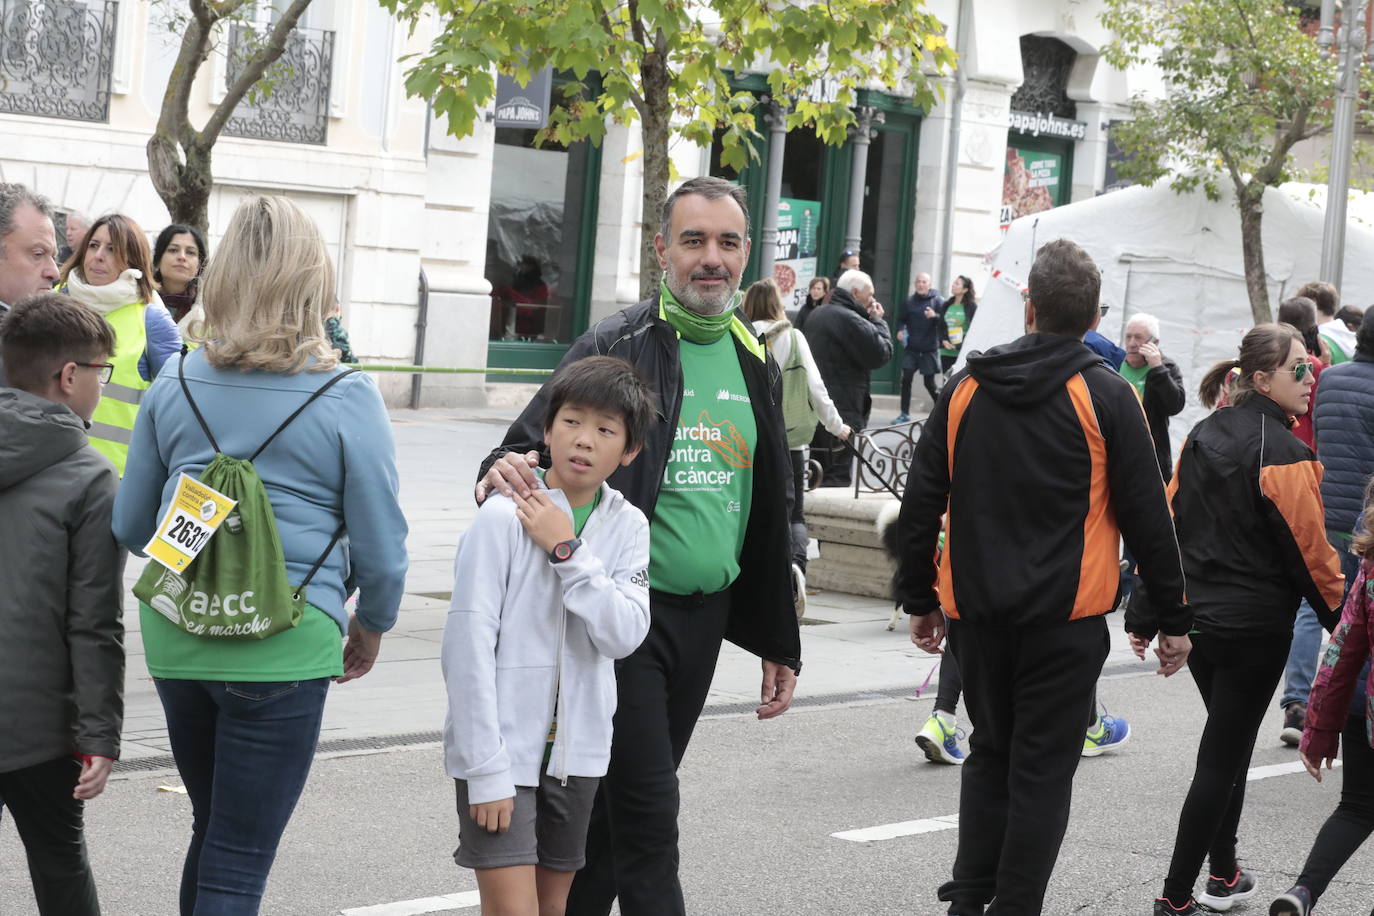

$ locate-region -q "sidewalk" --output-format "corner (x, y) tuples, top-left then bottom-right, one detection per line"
(115, 405), (1149, 765)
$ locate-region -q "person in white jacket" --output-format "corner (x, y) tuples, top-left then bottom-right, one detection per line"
(743, 278), (850, 617)
(442, 356), (656, 914)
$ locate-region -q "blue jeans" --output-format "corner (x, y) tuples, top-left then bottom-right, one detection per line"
(155, 678), (330, 916)
(1280, 532), (1363, 709)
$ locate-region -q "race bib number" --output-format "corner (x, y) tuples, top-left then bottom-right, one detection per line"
(144, 473), (237, 572)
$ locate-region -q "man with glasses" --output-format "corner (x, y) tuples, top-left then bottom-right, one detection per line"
(0, 183), (62, 387)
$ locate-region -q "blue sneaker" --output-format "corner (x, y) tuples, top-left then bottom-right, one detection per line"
(1083, 712), (1130, 757)
(916, 712), (965, 764)
(892, 412), (911, 423)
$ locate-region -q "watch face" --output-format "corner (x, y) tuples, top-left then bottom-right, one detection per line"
(554, 542), (573, 560)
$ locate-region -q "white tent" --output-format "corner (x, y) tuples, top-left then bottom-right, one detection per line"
(963, 181), (1374, 454)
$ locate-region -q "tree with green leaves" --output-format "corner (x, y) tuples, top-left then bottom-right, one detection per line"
(1101, 0), (1370, 324)
(384, 0), (954, 299)
(146, 0), (318, 237)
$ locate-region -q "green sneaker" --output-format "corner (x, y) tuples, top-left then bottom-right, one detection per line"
(915, 712), (965, 764)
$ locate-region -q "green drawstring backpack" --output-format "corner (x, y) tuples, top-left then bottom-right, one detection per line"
(133, 354), (357, 639)
(781, 329), (819, 448)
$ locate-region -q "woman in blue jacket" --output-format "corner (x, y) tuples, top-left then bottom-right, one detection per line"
(113, 196), (408, 916)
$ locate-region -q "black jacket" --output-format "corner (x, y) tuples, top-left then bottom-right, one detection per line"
(1132, 395), (1345, 639)
(898, 289), (942, 353)
(1133, 355), (1187, 482)
(478, 298), (801, 673)
(1312, 353), (1374, 536)
(894, 333), (1188, 635)
(804, 287), (893, 428)
(794, 299), (820, 332)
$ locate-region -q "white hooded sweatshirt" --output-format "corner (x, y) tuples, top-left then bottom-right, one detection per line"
(441, 478), (650, 804)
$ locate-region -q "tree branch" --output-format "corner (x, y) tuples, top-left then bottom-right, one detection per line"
(1256, 101), (1310, 185)
(201, 0), (316, 143)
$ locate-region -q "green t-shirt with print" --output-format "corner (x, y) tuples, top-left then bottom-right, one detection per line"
(140, 601), (343, 681)
(1119, 361), (1149, 400)
(649, 335), (758, 595)
(939, 302), (967, 358)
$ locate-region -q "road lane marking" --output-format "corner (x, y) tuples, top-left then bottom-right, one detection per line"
(1248, 759), (1342, 782)
(340, 891), (480, 915)
(831, 814), (960, 842)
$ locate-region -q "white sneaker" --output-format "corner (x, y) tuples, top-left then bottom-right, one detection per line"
(791, 563), (807, 619)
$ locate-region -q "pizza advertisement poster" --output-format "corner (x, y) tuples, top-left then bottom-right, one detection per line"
(773, 197), (820, 310)
(1002, 147), (1061, 227)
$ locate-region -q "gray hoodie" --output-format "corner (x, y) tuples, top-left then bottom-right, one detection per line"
(0, 388), (124, 771)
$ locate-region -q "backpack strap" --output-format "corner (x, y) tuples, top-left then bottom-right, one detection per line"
(178, 352), (222, 453)
(292, 522), (346, 601)
(250, 368), (360, 461)
(787, 330), (805, 370)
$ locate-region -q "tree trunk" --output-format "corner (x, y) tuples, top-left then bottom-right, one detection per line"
(637, 49), (672, 302)
(1237, 183), (1272, 325)
(148, 134), (212, 239)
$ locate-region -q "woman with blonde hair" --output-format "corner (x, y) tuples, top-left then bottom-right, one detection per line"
(113, 196), (408, 915)
(59, 212), (181, 474)
(742, 277), (849, 616)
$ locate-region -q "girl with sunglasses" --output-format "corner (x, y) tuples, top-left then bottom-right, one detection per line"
(1141, 323), (1345, 915)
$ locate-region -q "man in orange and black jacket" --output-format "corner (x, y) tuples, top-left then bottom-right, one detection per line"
(892, 239), (1191, 916)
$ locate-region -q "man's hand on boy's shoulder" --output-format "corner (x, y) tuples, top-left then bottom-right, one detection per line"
(476, 450), (541, 504)
(512, 489), (575, 554)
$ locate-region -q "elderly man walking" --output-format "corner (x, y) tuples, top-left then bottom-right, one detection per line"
(0, 183), (62, 386)
(805, 268), (893, 486)
(477, 176), (800, 915)
(893, 239), (1190, 916)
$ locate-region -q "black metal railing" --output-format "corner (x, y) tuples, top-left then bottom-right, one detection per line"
(850, 419), (923, 498)
(223, 22), (333, 145)
(0, 0), (116, 122)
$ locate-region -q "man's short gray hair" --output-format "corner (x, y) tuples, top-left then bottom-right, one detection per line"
(1126, 312), (1161, 341)
(659, 176), (750, 242)
(0, 183), (53, 256)
(836, 269), (873, 295)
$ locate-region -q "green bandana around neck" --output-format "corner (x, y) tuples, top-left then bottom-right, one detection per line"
(659, 279), (739, 344)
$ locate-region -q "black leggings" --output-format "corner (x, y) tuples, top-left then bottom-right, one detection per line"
(932, 643), (1098, 730)
(788, 449), (807, 570)
(1296, 713), (1374, 904)
(900, 368), (939, 414)
(1162, 633), (1291, 905)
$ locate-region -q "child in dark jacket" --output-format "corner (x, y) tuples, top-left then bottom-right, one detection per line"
(0, 293), (124, 916)
(1270, 479), (1374, 916)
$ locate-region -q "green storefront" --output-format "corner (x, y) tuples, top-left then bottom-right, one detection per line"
(483, 78), (924, 397)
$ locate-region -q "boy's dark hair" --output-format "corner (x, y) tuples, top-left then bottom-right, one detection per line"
(544, 356), (656, 452)
(0, 292), (115, 393)
(1027, 238), (1101, 336)
(1296, 280), (1338, 317)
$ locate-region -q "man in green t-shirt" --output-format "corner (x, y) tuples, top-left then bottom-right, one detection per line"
(477, 177), (800, 916)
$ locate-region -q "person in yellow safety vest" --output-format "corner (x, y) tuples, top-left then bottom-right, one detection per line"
(58, 213), (182, 475)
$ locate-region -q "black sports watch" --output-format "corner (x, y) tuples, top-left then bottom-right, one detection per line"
(549, 538), (582, 564)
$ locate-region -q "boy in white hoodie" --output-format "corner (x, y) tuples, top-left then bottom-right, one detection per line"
(443, 355), (655, 914)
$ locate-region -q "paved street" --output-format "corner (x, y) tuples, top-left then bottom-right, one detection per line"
(3, 405), (1373, 915)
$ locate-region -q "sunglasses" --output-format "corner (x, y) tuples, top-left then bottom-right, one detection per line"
(54, 361), (115, 384)
(1099, 305), (1110, 316)
(1279, 361), (1315, 382)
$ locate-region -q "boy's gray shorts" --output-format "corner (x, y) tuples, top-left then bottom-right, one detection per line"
(454, 773), (599, 871)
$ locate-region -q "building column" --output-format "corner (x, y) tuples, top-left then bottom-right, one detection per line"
(844, 106), (884, 252)
(757, 100), (789, 282)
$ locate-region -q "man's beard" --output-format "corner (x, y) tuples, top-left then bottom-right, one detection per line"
(664, 259), (737, 315)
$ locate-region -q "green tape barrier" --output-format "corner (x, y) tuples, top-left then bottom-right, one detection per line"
(346, 364), (554, 376)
